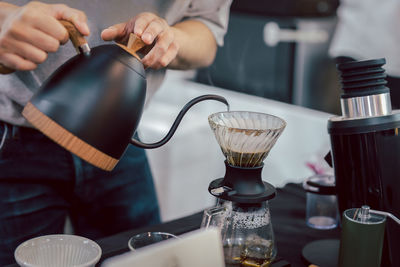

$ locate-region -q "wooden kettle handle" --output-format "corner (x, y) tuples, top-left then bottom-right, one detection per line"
(0, 20), (88, 75)
(118, 33), (153, 61)
(127, 33), (147, 52)
(0, 64), (14, 75)
(59, 20), (88, 53)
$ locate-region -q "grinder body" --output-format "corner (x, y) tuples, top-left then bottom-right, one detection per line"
(328, 58), (400, 267)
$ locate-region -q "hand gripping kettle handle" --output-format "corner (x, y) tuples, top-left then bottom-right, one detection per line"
(130, 94), (229, 149)
(0, 20), (89, 74)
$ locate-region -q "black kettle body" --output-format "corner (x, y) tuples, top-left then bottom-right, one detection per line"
(30, 44), (147, 159)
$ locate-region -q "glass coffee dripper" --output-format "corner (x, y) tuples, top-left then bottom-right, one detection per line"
(203, 111), (286, 267)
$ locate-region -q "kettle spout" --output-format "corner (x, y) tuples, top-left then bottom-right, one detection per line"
(130, 94), (229, 149)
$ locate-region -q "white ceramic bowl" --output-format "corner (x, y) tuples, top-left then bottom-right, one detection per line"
(14, 234), (102, 267)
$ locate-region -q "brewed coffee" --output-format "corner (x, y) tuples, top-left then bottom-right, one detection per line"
(224, 151), (268, 168)
(224, 243), (274, 267)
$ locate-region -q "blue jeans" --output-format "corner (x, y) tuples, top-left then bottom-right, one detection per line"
(0, 121), (160, 265)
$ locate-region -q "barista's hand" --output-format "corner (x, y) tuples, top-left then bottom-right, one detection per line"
(0, 1), (89, 71)
(101, 12), (179, 69)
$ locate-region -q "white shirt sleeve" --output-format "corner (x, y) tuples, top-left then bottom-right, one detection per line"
(181, 0), (233, 46)
(329, 0), (400, 77)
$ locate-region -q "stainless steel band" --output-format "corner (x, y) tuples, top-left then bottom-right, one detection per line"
(79, 43), (91, 56)
(340, 93), (392, 118)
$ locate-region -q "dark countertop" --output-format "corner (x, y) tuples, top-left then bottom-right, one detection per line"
(271, 183), (340, 266)
(7, 183), (340, 267)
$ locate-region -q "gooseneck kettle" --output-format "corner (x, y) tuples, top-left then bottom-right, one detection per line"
(0, 21), (229, 171)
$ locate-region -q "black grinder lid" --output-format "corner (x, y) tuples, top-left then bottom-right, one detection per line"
(328, 112), (400, 135)
(337, 58), (388, 99)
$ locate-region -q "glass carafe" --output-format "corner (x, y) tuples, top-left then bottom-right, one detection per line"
(201, 200), (276, 267)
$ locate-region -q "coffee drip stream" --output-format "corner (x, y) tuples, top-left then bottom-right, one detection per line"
(202, 111), (286, 267)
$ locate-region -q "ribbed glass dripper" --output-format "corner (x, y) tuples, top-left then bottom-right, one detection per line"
(208, 111), (286, 167)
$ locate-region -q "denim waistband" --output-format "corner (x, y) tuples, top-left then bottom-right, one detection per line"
(0, 121), (41, 142)
(0, 122), (7, 150)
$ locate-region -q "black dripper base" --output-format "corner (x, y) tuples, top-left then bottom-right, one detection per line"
(301, 239), (340, 267)
(208, 161), (276, 204)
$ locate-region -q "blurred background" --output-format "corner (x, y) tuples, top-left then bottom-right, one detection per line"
(196, 0), (341, 115)
(141, 0), (345, 221)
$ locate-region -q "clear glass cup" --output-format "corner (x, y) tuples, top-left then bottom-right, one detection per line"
(128, 232), (178, 251)
(303, 174), (339, 230)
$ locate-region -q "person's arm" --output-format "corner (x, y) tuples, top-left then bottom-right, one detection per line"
(169, 20), (217, 69)
(0, 1), (89, 71)
(101, 12), (219, 70)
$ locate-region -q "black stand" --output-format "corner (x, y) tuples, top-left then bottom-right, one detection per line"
(301, 239), (340, 267)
